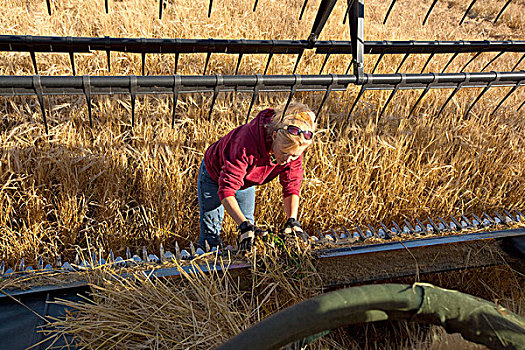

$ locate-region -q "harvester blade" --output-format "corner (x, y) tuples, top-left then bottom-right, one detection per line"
(460, 51), (482, 72)
(205, 240), (211, 253)
(437, 216), (450, 231)
(383, 0), (398, 25)
(415, 219), (427, 235)
(33, 75), (48, 134)
(82, 75), (93, 128)
(392, 221), (403, 236)
(371, 52), (385, 74)
(395, 53), (410, 74)
(69, 52), (76, 75)
(494, 0), (513, 24)
(347, 85), (366, 120)
(449, 216), (462, 231)
(171, 74), (181, 128)
(420, 52), (435, 74)
(403, 219), (415, 235)
(299, 0), (309, 21)
(319, 53), (331, 74)
(481, 51), (504, 72)
(379, 222), (393, 239)
(459, 0), (479, 25)
(422, 0), (438, 26)
(441, 52), (459, 73)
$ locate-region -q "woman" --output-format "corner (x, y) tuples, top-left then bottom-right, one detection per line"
(197, 101), (316, 251)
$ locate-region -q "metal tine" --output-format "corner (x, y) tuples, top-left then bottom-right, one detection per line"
(427, 217), (440, 233)
(171, 75), (181, 128)
(263, 53), (274, 75)
(245, 74), (262, 123)
(460, 51), (482, 73)
(174, 53), (180, 74)
(494, 0), (513, 24)
(105, 0), (109, 14)
(159, 0), (163, 19)
(465, 73), (500, 117)
(408, 82), (432, 118)
(437, 216), (450, 231)
(367, 224), (378, 238)
(415, 218), (427, 235)
(392, 221), (403, 236)
(159, 243), (165, 263)
(33, 75), (48, 134)
(74, 253), (80, 266)
(372, 52), (385, 74)
(45, 0), (52, 15)
(511, 53), (525, 71)
(38, 257), (44, 270)
(203, 52), (212, 75)
(141, 53), (146, 76)
(460, 215), (473, 228)
(19, 258), (25, 272)
(490, 79), (524, 115)
(379, 222), (392, 239)
(208, 75), (223, 120)
(91, 250), (97, 266)
(126, 247), (131, 260)
(205, 240), (211, 253)
(383, 0), (398, 25)
(109, 249), (115, 263)
(129, 75), (137, 127)
(330, 228), (339, 242)
(235, 54), (243, 75)
(494, 211), (508, 225)
(515, 210), (525, 222)
(403, 219), (415, 234)
(57, 255), (62, 268)
(106, 50), (111, 72)
(281, 75), (301, 119)
(316, 74), (337, 120)
(449, 216), (462, 231)
(253, 0), (259, 11)
(378, 74), (405, 123)
(347, 85), (366, 120)
(292, 51), (304, 74)
(30, 51), (38, 75)
(175, 241), (181, 261)
(69, 52), (76, 76)
(395, 53), (410, 74)
(518, 99), (525, 112)
(299, 0), (309, 21)
(355, 223), (366, 240)
(82, 75), (93, 128)
(208, 0), (213, 17)
(483, 212), (495, 226)
(441, 52), (459, 73)
(343, 226), (359, 241)
(472, 213), (484, 227)
(420, 52), (435, 74)
(342, 0), (355, 25)
(0, 261), (4, 275)
(422, 0), (438, 26)
(319, 53), (331, 75)
(436, 74), (470, 119)
(142, 246), (148, 262)
(503, 209), (516, 224)
(481, 51), (504, 72)
(190, 242), (196, 257)
(459, 0), (479, 25)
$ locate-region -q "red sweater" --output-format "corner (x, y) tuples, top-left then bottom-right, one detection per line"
(204, 109), (304, 201)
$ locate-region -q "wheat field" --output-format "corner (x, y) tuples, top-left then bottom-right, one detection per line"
(1, 0), (525, 348)
(1, 0), (524, 266)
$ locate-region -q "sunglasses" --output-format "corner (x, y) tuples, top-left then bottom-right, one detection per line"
(280, 125), (314, 140)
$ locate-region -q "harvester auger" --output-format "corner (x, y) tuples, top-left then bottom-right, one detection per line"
(1, 0), (525, 349)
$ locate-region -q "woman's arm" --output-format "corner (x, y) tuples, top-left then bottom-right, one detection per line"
(221, 196), (248, 226)
(283, 194), (299, 219)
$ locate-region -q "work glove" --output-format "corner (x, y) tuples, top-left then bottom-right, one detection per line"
(280, 218), (306, 239)
(237, 221), (256, 251)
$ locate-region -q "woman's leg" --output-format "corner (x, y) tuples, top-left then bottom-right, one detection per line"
(235, 186), (256, 225)
(197, 160), (224, 248)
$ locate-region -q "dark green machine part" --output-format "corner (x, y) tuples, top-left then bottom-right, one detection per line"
(217, 283), (525, 350)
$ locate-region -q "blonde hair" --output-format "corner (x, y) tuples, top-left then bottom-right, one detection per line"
(267, 101), (316, 152)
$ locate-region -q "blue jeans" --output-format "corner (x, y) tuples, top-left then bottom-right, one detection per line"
(197, 159), (255, 248)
